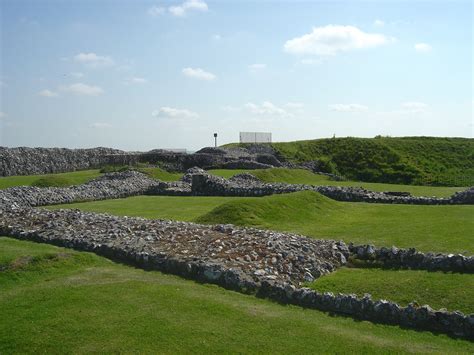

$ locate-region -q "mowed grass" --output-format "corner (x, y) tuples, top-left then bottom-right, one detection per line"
(308, 267), (474, 314)
(0, 169), (101, 189)
(196, 191), (474, 254)
(49, 195), (241, 221)
(209, 168), (465, 197)
(1, 237), (473, 353)
(48, 191), (474, 254)
(137, 167), (183, 181)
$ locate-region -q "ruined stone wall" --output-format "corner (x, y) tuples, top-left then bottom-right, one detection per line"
(0, 147), (124, 176)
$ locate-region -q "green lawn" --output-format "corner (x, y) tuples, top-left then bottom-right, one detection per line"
(49, 195), (241, 221)
(1, 237), (472, 353)
(0, 170), (102, 189)
(197, 191), (474, 254)
(137, 167), (183, 182)
(209, 168), (465, 198)
(47, 191), (474, 254)
(308, 267), (474, 314)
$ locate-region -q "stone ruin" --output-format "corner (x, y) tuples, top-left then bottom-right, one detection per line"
(0, 154), (473, 338)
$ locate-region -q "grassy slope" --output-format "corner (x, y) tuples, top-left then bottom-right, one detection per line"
(230, 137), (474, 186)
(48, 192), (474, 254)
(308, 267), (474, 314)
(209, 168), (464, 197)
(1, 237), (472, 354)
(0, 170), (102, 189)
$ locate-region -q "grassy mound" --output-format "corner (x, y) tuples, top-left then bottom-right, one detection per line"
(0, 170), (102, 190)
(228, 137), (474, 186)
(2, 237), (473, 353)
(308, 267), (474, 314)
(31, 175), (73, 188)
(194, 191), (474, 254)
(195, 190), (338, 229)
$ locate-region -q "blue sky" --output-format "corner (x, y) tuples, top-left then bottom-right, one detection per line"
(1, 0), (472, 150)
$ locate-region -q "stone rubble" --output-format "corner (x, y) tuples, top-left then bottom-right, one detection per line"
(0, 208), (348, 287)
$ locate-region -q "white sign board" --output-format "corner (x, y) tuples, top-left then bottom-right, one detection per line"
(239, 132), (272, 143)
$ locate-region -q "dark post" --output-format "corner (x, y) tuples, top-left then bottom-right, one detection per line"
(213, 133), (218, 147)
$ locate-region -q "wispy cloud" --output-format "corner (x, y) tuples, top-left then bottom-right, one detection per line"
(414, 43), (432, 53)
(38, 89), (59, 97)
(329, 103), (369, 112)
(284, 25), (391, 56)
(61, 83), (104, 96)
(182, 67), (216, 81)
(374, 19), (385, 27)
(149, 0), (208, 18)
(400, 101), (429, 113)
(244, 101), (289, 116)
(152, 107), (199, 119)
(0, 111), (5, 118)
(148, 6), (166, 17)
(127, 77), (148, 84)
(90, 122), (112, 128)
(73, 52), (114, 67)
(248, 63), (266, 71)
(169, 0), (208, 17)
(70, 72), (84, 78)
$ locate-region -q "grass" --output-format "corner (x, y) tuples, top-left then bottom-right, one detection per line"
(210, 168), (465, 197)
(49, 195), (241, 221)
(196, 191), (474, 254)
(47, 191), (474, 254)
(137, 167), (183, 181)
(1, 237), (473, 353)
(308, 267), (474, 314)
(227, 137), (474, 186)
(0, 170), (101, 189)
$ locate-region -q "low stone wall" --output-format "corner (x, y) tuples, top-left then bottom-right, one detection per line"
(0, 207), (472, 339)
(0, 171), (159, 210)
(349, 244), (474, 273)
(179, 171), (474, 205)
(0, 147), (124, 177)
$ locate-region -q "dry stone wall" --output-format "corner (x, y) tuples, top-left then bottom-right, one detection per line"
(0, 147), (124, 176)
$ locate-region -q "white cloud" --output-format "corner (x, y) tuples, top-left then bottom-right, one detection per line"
(248, 63), (266, 71)
(148, 6), (165, 16)
(414, 43), (432, 53)
(73, 52), (114, 67)
(38, 89), (59, 97)
(374, 19), (385, 27)
(128, 77), (148, 84)
(70, 72), (84, 78)
(285, 102), (304, 110)
(244, 101), (289, 116)
(212, 34), (221, 40)
(329, 104), (369, 112)
(300, 58), (323, 65)
(61, 83), (104, 96)
(152, 107), (199, 119)
(221, 105), (240, 112)
(90, 122), (112, 128)
(169, 0), (208, 17)
(284, 25), (390, 56)
(182, 67), (216, 81)
(401, 101), (429, 113)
